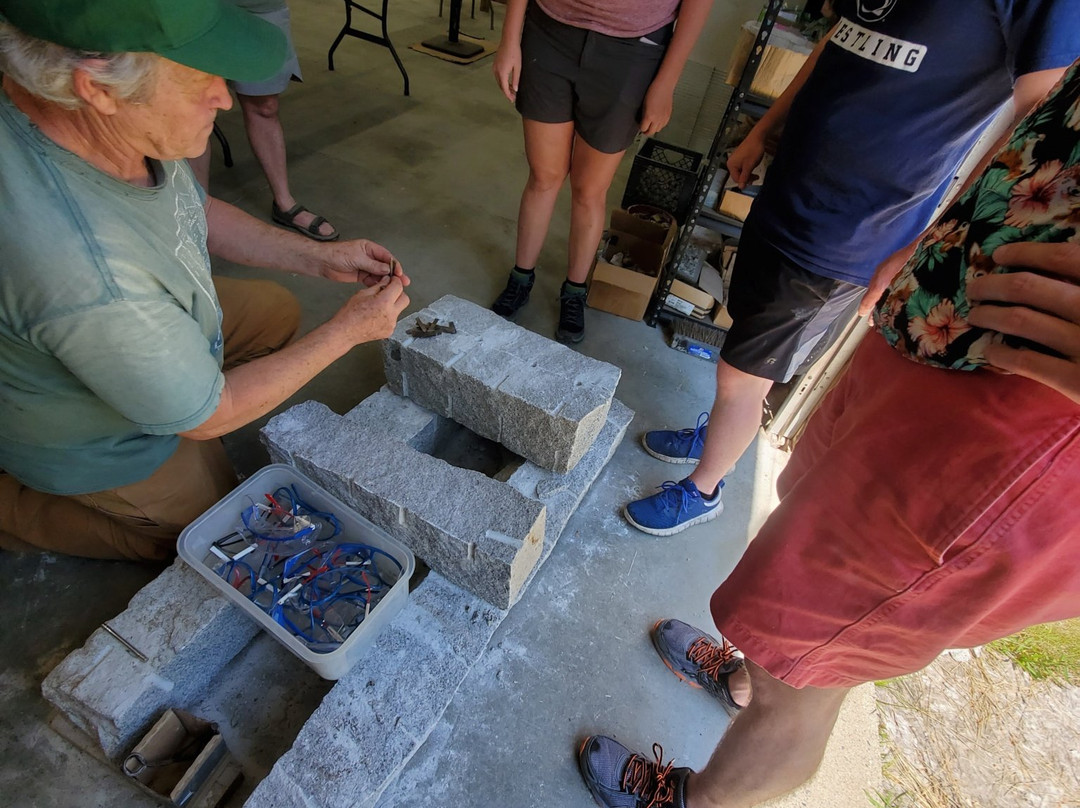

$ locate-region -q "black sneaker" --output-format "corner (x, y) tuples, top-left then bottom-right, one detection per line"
(557, 282), (586, 344)
(578, 737), (689, 808)
(491, 268), (534, 319)
(651, 618), (745, 716)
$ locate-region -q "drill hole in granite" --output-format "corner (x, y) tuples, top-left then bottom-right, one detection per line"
(419, 420), (525, 480)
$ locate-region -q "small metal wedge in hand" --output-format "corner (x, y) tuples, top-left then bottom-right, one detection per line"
(407, 318), (457, 339)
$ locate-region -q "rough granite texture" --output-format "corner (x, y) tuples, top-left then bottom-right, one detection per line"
(41, 560), (257, 759)
(244, 573), (504, 808)
(247, 393), (631, 808)
(261, 397), (546, 609)
(383, 295), (621, 473)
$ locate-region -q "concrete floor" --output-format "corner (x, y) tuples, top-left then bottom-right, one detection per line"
(0, 1), (878, 805)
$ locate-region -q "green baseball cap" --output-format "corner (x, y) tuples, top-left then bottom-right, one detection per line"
(0, 0), (288, 82)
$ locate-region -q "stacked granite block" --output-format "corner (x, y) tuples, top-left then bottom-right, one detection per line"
(249, 389), (632, 808)
(41, 560), (257, 758)
(41, 295), (630, 807)
(261, 399), (545, 609)
(384, 295), (621, 473)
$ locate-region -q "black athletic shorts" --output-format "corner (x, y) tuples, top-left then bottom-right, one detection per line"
(516, 4), (673, 154)
(721, 221), (865, 383)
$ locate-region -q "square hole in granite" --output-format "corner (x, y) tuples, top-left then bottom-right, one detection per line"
(417, 420), (524, 480)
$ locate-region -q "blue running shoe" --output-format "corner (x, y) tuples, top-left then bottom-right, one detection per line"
(624, 478), (723, 536)
(641, 413), (708, 464)
(578, 736), (689, 808)
(651, 618), (745, 716)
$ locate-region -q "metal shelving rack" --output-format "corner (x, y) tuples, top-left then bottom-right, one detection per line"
(644, 0), (786, 328)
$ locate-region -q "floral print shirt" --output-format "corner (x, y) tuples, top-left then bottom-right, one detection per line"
(874, 58), (1080, 370)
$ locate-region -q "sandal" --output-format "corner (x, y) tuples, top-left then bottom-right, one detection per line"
(271, 202), (339, 242)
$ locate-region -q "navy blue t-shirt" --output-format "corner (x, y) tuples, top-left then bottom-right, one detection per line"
(748, 0), (1080, 286)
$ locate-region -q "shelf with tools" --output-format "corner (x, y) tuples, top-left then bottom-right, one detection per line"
(644, 1), (788, 334)
(636, 1), (823, 344)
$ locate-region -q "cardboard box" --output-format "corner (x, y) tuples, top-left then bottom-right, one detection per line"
(587, 208), (678, 321)
(711, 302), (734, 329)
(670, 279), (715, 312)
(696, 264), (727, 303)
(717, 189), (755, 222)
(726, 20), (813, 101)
(666, 279), (714, 320)
(611, 207), (677, 254)
(721, 244), (738, 270)
(122, 710), (241, 808)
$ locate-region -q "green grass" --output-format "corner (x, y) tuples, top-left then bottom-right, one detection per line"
(988, 618), (1080, 684)
(865, 788), (906, 808)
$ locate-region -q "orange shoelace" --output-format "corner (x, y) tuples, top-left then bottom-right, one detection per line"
(687, 636), (738, 681)
(621, 743), (678, 808)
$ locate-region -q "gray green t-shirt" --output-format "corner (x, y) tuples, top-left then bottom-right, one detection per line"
(0, 89), (226, 495)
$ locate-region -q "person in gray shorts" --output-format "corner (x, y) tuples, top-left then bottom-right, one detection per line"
(191, 0), (338, 241)
(490, 0), (713, 344)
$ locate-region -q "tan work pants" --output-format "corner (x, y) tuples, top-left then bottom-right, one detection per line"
(0, 277), (301, 561)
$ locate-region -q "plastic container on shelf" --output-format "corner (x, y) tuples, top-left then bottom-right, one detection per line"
(621, 138), (703, 224)
(178, 464), (415, 680)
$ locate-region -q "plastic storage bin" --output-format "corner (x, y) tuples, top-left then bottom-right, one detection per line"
(178, 464), (414, 680)
(621, 138), (704, 224)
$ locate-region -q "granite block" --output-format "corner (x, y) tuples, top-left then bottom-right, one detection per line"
(249, 392), (631, 808)
(384, 295), (620, 472)
(244, 575), (503, 808)
(41, 560), (258, 759)
(262, 401), (546, 609)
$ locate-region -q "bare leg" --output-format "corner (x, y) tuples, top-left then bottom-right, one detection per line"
(686, 660), (849, 808)
(688, 361), (774, 495)
(566, 137), (625, 284)
(515, 119), (575, 269)
(237, 92), (335, 238)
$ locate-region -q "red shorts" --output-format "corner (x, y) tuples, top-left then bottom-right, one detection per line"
(712, 335), (1080, 689)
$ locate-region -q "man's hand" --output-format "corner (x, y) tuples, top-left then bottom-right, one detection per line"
(492, 43), (521, 103)
(858, 241), (919, 317)
(640, 77), (676, 137)
(332, 275), (411, 344)
(181, 276), (410, 440)
(726, 133), (766, 189)
(320, 240), (411, 288)
(966, 241), (1080, 406)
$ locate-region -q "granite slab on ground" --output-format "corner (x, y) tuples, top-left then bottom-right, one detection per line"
(41, 561), (258, 759)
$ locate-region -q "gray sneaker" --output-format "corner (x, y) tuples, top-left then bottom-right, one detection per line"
(651, 618), (745, 715)
(578, 736), (689, 808)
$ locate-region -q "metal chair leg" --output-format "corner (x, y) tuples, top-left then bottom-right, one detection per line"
(327, 0), (353, 70)
(327, 0), (409, 96)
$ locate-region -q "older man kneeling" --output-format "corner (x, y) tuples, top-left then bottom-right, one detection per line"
(0, 0), (410, 561)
